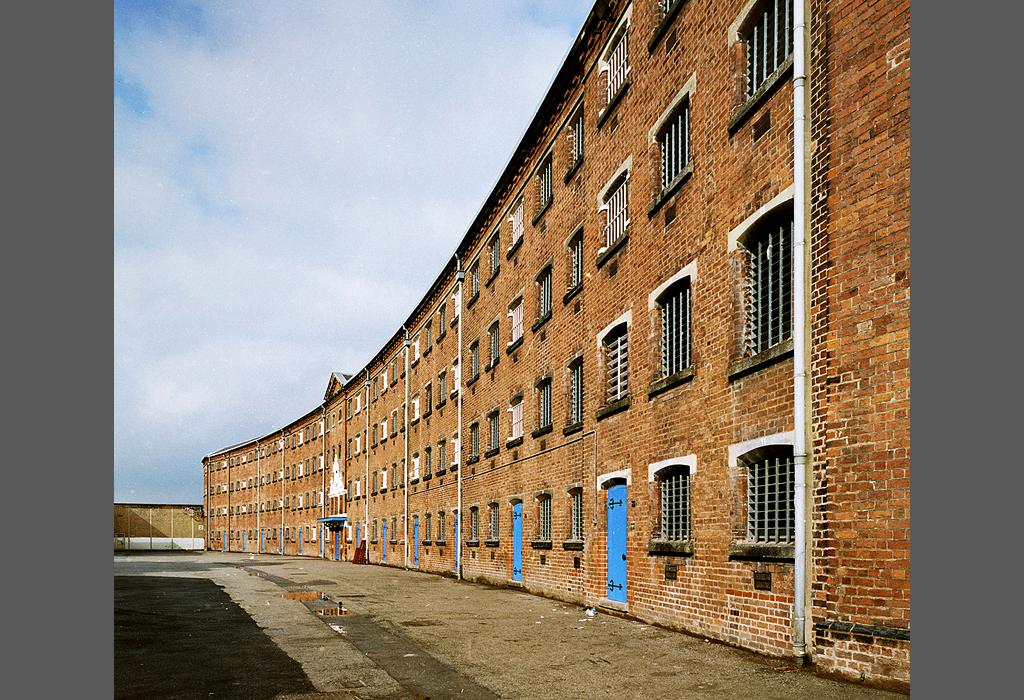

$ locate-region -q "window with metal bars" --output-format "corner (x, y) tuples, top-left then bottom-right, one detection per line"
(744, 0), (793, 97)
(510, 397), (524, 439)
(538, 379), (552, 429)
(538, 496), (552, 541)
(489, 504), (500, 540)
(538, 157), (553, 209)
(489, 322), (500, 365)
(569, 358), (584, 424)
(438, 441), (446, 470)
(604, 324), (629, 402)
(489, 411), (499, 450)
(571, 105), (584, 167)
(412, 453), (420, 480)
(391, 517), (397, 542)
(571, 489), (584, 540)
(659, 99), (690, 193)
(425, 513), (432, 540)
(470, 263), (480, 298)
(746, 209), (793, 355)
(438, 303), (446, 329)
(568, 233), (583, 290)
(509, 298), (524, 344)
(470, 422), (479, 459)
(744, 450), (794, 543)
(602, 174), (629, 248)
(437, 512), (446, 542)
(470, 341), (480, 379)
(438, 371), (447, 398)
(659, 280), (691, 377)
(424, 446), (432, 475)
(658, 467), (691, 541)
(489, 231), (501, 275)
(470, 507), (479, 541)
(604, 26), (629, 104)
(537, 266), (552, 319)
(509, 199), (525, 248)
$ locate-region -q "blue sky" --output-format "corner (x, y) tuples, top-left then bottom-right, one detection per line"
(114, 1), (593, 503)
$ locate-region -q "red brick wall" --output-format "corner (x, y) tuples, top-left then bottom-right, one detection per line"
(204, 0), (910, 688)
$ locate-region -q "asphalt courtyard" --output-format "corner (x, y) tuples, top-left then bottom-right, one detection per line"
(115, 552), (905, 699)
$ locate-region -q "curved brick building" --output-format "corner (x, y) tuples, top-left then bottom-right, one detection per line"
(202, 0), (910, 689)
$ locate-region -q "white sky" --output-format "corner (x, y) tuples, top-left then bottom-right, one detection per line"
(114, 0), (593, 503)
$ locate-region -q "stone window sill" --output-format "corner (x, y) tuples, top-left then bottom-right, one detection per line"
(466, 539), (480, 548)
(595, 397), (630, 421)
(531, 425), (553, 439)
(563, 284), (582, 305)
(532, 199), (552, 226)
(647, 367), (695, 399)
(562, 421), (583, 436)
(647, 539), (693, 556)
(506, 236), (524, 259)
(530, 540), (553, 550)
(596, 79), (631, 130)
(647, 163), (693, 218)
(531, 312), (552, 333)
(466, 455), (480, 465)
(484, 447), (500, 458)
(564, 155), (583, 184)
(562, 540), (584, 551)
(727, 58), (793, 135)
(727, 541), (794, 561)
(506, 436), (523, 449)
(485, 266), (500, 288)
(596, 231), (629, 269)
(506, 337), (524, 355)
(466, 293), (479, 310)
(484, 539), (500, 548)
(727, 338), (793, 381)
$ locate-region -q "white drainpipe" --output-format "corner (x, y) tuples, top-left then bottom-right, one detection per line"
(256, 441), (261, 551)
(364, 369), (371, 552)
(321, 405), (327, 558)
(792, 0), (810, 661)
(403, 327), (411, 569)
(455, 258), (464, 580)
(280, 430), (285, 555)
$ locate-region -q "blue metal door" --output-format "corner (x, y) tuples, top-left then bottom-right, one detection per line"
(320, 526), (324, 557)
(512, 502), (523, 582)
(260, 529), (265, 553)
(242, 529), (246, 553)
(382, 521), (388, 563)
(279, 530), (283, 555)
(299, 527), (303, 555)
(606, 484), (628, 603)
(335, 531), (340, 560)
(355, 523), (360, 548)
(223, 531), (227, 551)
(413, 516), (419, 567)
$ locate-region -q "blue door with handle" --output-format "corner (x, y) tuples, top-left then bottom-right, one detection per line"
(606, 484), (628, 603)
(261, 529), (265, 553)
(512, 502), (523, 582)
(298, 527), (303, 555)
(320, 526), (324, 557)
(382, 521), (388, 563)
(413, 516), (419, 567)
(335, 531), (341, 561)
(454, 510), (460, 572)
(242, 529), (246, 553)
(223, 531), (227, 552)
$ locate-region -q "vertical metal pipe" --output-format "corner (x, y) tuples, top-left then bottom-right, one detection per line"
(791, 0), (809, 661)
(455, 260), (464, 580)
(364, 369), (371, 553)
(403, 328), (411, 570)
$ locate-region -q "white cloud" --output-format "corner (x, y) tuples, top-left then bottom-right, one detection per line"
(114, 0), (591, 503)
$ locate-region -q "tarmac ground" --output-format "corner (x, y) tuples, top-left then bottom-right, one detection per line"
(114, 552), (906, 699)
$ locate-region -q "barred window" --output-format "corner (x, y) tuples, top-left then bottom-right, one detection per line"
(438, 440), (447, 469)
(746, 209), (793, 355)
(538, 495), (552, 541)
(571, 489), (584, 540)
(438, 371), (447, 398)
(371, 520), (378, 543)
(538, 379), (552, 429)
(412, 452), (420, 480)
(488, 411), (500, 450)
(744, 0), (793, 97)
(539, 156), (553, 209)
(425, 383), (433, 414)
(391, 517), (397, 542)
(509, 298), (524, 344)
(537, 266), (552, 319)
(424, 446), (432, 475)
(470, 262), (480, 298)
(659, 99), (690, 193)
(602, 174), (629, 248)
(570, 104), (584, 167)
(568, 232), (583, 290)
(509, 198), (525, 248)
(470, 422), (480, 459)
(604, 25), (629, 103)
(489, 322), (500, 365)
(425, 513), (432, 540)
(659, 280), (691, 377)
(470, 341), (480, 379)
(569, 358), (584, 424)
(437, 512), (446, 542)
(489, 230), (501, 276)
(745, 449), (794, 543)
(438, 303), (447, 330)
(510, 397), (524, 439)
(659, 467), (691, 541)
(489, 503), (500, 541)
(604, 323), (629, 402)
(470, 507), (479, 541)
